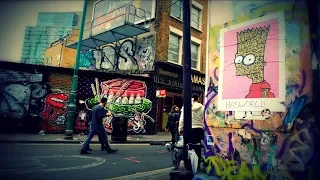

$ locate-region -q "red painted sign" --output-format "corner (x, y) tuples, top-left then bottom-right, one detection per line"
(156, 89), (166, 98)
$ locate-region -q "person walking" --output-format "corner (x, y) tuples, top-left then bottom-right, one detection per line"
(165, 105), (180, 144)
(85, 109), (111, 151)
(178, 93), (204, 160)
(80, 98), (118, 154)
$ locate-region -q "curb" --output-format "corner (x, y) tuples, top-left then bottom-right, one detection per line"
(149, 141), (167, 145)
(106, 167), (172, 180)
(0, 140), (169, 144)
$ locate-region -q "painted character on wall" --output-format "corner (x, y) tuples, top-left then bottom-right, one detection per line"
(100, 79), (153, 134)
(74, 110), (89, 133)
(234, 25), (275, 98)
(83, 78), (154, 134)
(40, 93), (68, 132)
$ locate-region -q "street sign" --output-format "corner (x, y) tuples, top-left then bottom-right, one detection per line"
(30, 73), (43, 82)
(156, 89), (166, 98)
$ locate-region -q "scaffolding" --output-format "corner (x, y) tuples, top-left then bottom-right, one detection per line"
(66, 4), (151, 51)
(65, 4), (152, 74)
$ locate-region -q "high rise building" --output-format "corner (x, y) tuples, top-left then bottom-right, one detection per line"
(21, 12), (78, 64)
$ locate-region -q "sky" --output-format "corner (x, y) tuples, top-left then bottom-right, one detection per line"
(0, 1), (96, 63)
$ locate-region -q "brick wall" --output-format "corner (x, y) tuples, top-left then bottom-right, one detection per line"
(155, 0), (208, 73)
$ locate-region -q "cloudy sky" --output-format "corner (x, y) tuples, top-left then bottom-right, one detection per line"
(0, 1), (96, 63)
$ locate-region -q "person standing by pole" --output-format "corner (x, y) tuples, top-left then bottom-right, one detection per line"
(178, 93), (204, 160)
(166, 105), (181, 145)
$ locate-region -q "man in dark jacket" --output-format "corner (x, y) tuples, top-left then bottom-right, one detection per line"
(80, 98), (118, 154)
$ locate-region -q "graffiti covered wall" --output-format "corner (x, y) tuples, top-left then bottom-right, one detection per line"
(204, 0), (319, 179)
(75, 73), (157, 135)
(78, 33), (156, 73)
(0, 68), (71, 133)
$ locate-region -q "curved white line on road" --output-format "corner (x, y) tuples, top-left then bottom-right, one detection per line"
(0, 155), (105, 174)
(10, 144), (149, 146)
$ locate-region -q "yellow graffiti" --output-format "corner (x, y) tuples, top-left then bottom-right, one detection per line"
(237, 14), (251, 24)
(209, 25), (223, 51)
(204, 156), (266, 180)
(210, 51), (220, 68)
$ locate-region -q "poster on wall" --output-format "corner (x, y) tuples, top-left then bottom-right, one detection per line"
(217, 11), (286, 112)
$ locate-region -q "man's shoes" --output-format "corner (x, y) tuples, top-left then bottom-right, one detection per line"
(107, 148), (118, 153)
(101, 146), (107, 151)
(84, 148), (92, 151)
(80, 149), (92, 154)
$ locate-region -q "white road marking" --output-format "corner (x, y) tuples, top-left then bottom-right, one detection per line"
(0, 155), (105, 174)
(7, 143), (150, 146)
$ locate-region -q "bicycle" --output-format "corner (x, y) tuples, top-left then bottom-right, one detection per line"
(171, 142), (205, 171)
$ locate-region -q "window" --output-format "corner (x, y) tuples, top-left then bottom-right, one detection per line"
(48, 56), (52, 65)
(168, 33), (181, 64)
(191, 43), (199, 69)
(170, 0), (203, 31)
(191, 6), (200, 29)
(168, 26), (201, 69)
(170, 0), (182, 19)
(57, 54), (61, 66)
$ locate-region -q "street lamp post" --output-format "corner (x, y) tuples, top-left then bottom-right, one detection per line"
(182, 0), (192, 147)
(65, 0), (88, 140)
(169, 0), (193, 179)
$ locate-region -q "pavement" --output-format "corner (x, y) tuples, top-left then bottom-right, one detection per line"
(107, 167), (172, 180)
(0, 132), (171, 144)
(107, 168), (217, 180)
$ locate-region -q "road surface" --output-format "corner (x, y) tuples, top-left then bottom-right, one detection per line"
(0, 143), (173, 180)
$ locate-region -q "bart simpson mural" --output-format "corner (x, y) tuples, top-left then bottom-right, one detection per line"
(234, 25), (275, 98)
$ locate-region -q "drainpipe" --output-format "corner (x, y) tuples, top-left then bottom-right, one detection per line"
(59, 41), (64, 68)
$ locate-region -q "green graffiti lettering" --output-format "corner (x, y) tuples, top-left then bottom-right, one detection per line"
(253, 164), (266, 180)
(204, 156), (266, 180)
(223, 160), (238, 180)
(238, 161), (253, 180)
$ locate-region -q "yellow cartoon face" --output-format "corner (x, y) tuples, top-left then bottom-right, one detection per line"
(234, 53), (266, 76)
(234, 26), (270, 78)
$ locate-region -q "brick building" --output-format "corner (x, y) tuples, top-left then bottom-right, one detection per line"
(43, 30), (79, 68)
(152, 0), (208, 131)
